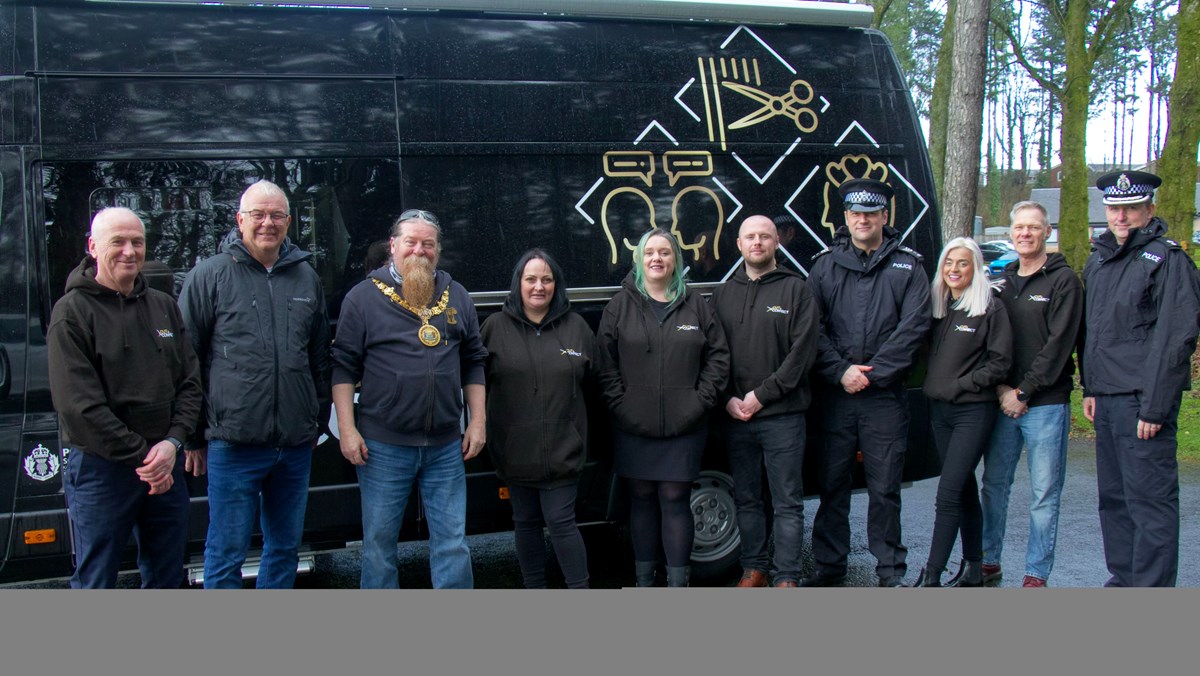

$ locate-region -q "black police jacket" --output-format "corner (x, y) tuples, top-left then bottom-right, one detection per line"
(1081, 217), (1200, 424)
(807, 226), (932, 390)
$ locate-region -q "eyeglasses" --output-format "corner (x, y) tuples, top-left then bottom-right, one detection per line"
(398, 209), (439, 226)
(241, 210), (291, 223)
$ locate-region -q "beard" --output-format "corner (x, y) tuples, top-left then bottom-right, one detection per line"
(400, 254), (436, 308)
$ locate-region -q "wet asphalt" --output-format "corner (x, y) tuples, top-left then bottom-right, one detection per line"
(10, 439), (1198, 589)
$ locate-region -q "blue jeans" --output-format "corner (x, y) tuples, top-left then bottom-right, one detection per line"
(203, 441), (313, 589)
(63, 450), (189, 588)
(725, 413), (806, 584)
(358, 438), (473, 589)
(980, 403), (1068, 581)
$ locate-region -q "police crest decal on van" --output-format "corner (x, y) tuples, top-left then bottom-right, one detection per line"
(24, 444), (60, 482)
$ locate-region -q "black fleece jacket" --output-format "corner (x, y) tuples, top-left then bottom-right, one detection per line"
(923, 294), (1013, 404)
(596, 273), (730, 438)
(480, 289), (594, 488)
(710, 264), (820, 416)
(48, 257), (203, 465)
(994, 253), (1083, 407)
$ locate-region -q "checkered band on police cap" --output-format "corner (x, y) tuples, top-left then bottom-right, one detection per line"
(1096, 170), (1161, 205)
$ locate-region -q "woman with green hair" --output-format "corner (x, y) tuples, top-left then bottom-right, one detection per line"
(596, 228), (730, 587)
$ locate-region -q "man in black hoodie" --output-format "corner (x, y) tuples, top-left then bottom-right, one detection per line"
(712, 215), (820, 588)
(803, 178), (932, 588)
(48, 208), (203, 588)
(978, 201), (1082, 589)
(1081, 170), (1200, 587)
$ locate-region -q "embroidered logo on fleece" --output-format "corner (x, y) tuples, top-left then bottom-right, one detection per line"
(954, 324), (977, 333)
(560, 348), (584, 357)
(156, 329), (175, 338)
(766, 306), (790, 315)
(1027, 294), (1050, 303)
(291, 297), (313, 303)
(676, 324), (700, 332)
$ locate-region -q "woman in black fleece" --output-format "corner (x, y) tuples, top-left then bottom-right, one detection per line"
(596, 229), (730, 587)
(481, 249), (594, 588)
(913, 237), (1013, 587)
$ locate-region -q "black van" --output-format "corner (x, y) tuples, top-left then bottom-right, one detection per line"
(0, 0), (942, 585)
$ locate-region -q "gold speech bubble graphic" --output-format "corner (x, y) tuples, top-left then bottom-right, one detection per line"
(604, 151), (657, 188)
(663, 151), (714, 187)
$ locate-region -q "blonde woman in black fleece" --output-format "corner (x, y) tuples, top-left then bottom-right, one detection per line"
(912, 237), (1013, 587)
(597, 228), (730, 587)
(480, 249), (593, 588)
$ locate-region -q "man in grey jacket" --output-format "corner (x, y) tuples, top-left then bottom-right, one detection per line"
(179, 180), (331, 589)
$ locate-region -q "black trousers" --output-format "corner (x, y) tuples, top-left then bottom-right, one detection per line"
(1094, 393), (1180, 587)
(811, 385), (909, 579)
(926, 400), (997, 573)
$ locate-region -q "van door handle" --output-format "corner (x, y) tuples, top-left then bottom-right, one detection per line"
(0, 344), (10, 400)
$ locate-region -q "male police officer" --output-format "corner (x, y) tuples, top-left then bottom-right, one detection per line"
(977, 201), (1083, 588)
(804, 178), (931, 587)
(712, 215), (820, 588)
(1081, 170), (1200, 587)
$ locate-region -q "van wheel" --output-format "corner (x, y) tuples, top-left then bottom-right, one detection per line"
(689, 470), (741, 583)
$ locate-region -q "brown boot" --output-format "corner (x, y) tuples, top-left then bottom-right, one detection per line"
(735, 569), (768, 588)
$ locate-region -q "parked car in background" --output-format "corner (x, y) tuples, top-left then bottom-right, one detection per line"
(979, 240), (1015, 264)
(987, 248), (1019, 277)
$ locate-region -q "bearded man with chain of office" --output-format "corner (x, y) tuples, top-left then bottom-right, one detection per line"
(331, 209), (488, 589)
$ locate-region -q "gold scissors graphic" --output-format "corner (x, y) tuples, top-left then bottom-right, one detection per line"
(722, 79), (818, 133)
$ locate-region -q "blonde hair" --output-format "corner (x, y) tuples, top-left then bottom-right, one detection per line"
(932, 237), (1001, 318)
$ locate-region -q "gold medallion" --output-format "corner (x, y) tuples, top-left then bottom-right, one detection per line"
(418, 323), (442, 347)
(372, 280), (451, 349)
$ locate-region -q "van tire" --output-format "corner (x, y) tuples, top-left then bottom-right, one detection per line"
(689, 471), (741, 583)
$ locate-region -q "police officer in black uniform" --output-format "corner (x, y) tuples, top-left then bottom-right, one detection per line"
(803, 178), (932, 587)
(1081, 170), (1200, 587)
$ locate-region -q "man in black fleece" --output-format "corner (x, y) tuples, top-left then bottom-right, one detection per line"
(712, 215), (819, 588)
(978, 201), (1083, 588)
(48, 208), (203, 588)
(804, 178), (932, 588)
(1081, 170), (1200, 587)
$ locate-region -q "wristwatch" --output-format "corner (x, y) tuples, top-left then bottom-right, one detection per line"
(1015, 388), (1031, 403)
(165, 436), (183, 452)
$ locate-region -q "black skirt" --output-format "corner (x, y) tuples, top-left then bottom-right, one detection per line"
(612, 425), (707, 482)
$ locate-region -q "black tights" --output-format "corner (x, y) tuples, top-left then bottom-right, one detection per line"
(628, 479), (694, 567)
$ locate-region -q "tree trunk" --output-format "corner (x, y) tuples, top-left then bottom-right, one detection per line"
(928, 0), (956, 198)
(942, 0), (990, 240)
(1159, 0), (1200, 248)
(1057, 0), (1096, 273)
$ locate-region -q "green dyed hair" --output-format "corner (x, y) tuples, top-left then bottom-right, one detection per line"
(632, 228), (687, 302)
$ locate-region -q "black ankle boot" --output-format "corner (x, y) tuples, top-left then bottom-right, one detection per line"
(946, 560), (983, 588)
(634, 560), (658, 587)
(666, 565), (690, 588)
(910, 567), (942, 587)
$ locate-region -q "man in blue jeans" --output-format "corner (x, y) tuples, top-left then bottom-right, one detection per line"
(711, 215), (819, 588)
(978, 201), (1082, 588)
(331, 209), (487, 589)
(180, 180), (331, 589)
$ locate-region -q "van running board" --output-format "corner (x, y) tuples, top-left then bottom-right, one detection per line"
(186, 553), (316, 587)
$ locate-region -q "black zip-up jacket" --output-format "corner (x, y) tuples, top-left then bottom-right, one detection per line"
(48, 257), (203, 465)
(1081, 217), (1200, 424)
(481, 292), (593, 488)
(711, 264), (820, 416)
(995, 253), (1083, 407)
(807, 226), (932, 390)
(923, 295), (1013, 403)
(179, 228), (332, 448)
(596, 273), (730, 438)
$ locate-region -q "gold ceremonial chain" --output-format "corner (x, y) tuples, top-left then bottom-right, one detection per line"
(372, 279), (451, 347)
